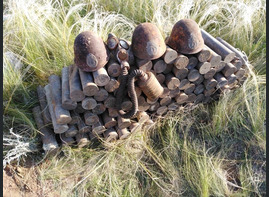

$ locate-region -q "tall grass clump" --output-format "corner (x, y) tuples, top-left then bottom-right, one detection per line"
(3, 0), (266, 196)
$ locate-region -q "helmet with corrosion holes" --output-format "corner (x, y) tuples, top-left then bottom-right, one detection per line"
(131, 23), (166, 60)
(167, 19), (204, 54)
(74, 31), (109, 72)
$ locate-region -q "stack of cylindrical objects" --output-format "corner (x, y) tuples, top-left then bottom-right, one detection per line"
(33, 30), (250, 151)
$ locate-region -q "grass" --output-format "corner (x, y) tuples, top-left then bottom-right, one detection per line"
(3, 0), (266, 196)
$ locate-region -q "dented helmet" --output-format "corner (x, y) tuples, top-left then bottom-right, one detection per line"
(167, 19), (204, 54)
(131, 23), (166, 60)
(74, 31), (109, 72)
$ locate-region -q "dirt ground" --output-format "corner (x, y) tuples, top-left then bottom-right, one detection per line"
(3, 158), (63, 197)
(3, 164), (41, 197)
(3, 169), (22, 197)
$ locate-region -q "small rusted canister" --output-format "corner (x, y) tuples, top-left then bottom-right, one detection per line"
(137, 72), (164, 101)
(167, 19), (204, 54)
(74, 31), (109, 72)
(131, 23), (166, 60)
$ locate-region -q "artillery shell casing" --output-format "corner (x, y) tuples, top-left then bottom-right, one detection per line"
(84, 111), (100, 126)
(186, 56), (198, 70)
(204, 68), (216, 79)
(104, 127), (118, 142)
(136, 58), (153, 72)
(194, 84), (205, 95)
(60, 134), (75, 146)
(107, 60), (121, 77)
(216, 37), (247, 65)
(188, 69), (200, 82)
(36, 85), (52, 125)
(172, 67), (188, 80)
(44, 85), (69, 133)
(62, 67), (77, 110)
(173, 54), (189, 69)
(163, 46), (178, 64)
(69, 65), (85, 102)
(92, 120), (106, 135)
(93, 67), (110, 86)
(184, 83), (196, 95)
(75, 132), (90, 148)
(222, 62), (237, 77)
(153, 60), (167, 73)
(32, 106), (59, 152)
(94, 88), (109, 102)
(117, 116), (132, 129)
(79, 68), (99, 96)
(105, 78), (120, 93)
(194, 94), (205, 104)
(214, 72), (228, 88)
(82, 97), (97, 110)
(49, 75), (72, 124)
(165, 73), (180, 90)
(117, 127), (130, 140)
(138, 72), (164, 101)
(201, 29), (235, 63)
(204, 45), (221, 68)
(196, 47), (211, 62)
(175, 92), (188, 104)
(65, 124), (79, 138)
(102, 111), (117, 128)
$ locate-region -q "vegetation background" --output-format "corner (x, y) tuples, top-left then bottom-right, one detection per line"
(3, 0), (266, 196)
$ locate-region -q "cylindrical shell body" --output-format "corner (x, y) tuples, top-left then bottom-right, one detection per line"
(132, 23), (166, 60)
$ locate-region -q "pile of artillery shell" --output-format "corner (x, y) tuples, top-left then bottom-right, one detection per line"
(33, 30), (250, 152)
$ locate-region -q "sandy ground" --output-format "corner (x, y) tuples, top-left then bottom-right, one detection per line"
(3, 169), (22, 197)
(3, 165), (41, 197)
(3, 161), (62, 197)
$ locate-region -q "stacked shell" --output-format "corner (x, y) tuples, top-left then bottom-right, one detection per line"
(32, 20), (250, 151)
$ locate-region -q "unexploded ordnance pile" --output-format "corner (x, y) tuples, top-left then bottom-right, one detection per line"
(32, 19), (251, 152)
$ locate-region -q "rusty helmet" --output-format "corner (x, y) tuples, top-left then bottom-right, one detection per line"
(131, 23), (166, 60)
(167, 19), (204, 54)
(74, 31), (109, 72)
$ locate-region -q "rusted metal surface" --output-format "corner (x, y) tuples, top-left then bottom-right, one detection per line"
(201, 30), (235, 63)
(107, 33), (119, 50)
(131, 23), (166, 60)
(167, 19), (204, 54)
(117, 48), (129, 62)
(74, 31), (109, 72)
(119, 39), (129, 50)
(216, 37), (248, 65)
(33, 22), (250, 146)
(138, 72), (164, 101)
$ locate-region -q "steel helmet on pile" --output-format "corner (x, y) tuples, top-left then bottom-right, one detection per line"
(74, 31), (109, 72)
(167, 19), (204, 54)
(131, 23), (166, 60)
